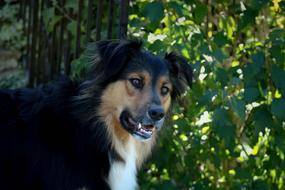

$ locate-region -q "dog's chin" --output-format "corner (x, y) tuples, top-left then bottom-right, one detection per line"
(119, 110), (156, 141)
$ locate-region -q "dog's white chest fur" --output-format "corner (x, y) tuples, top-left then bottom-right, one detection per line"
(108, 141), (137, 190)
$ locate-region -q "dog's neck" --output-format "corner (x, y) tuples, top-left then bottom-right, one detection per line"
(108, 116), (157, 166)
(108, 138), (137, 190)
(106, 119), (156, 190)
(98, 102), (157, 189)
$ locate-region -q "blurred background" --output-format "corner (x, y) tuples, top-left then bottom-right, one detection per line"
(0, 0), (285, 189)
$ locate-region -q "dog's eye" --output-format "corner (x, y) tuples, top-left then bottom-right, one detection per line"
(129, 78), (144, 89)
(161, 86), (170, 96)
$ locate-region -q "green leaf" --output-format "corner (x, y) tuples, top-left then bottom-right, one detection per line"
(216, 67), (229, 86)
(65, 0), (78, 11)
(213, 108), (231, 127)
(129, 17), (143, 28)
(252, 179), (269, 190)
(250, 0), (270, 10)
(143, 2), (164, 23)
(181, 48), (190, 59)
(147, 40), (164, 54)
(270, 45), (285, 65)
(275, 132), (285, 151)
(269, 29), (285, 45)
(67, 21), (77, 36)
(230, 97), (246, 121)
(49, 16), (62, 32)
(251, 51), (265, 67)
(42, 7), (55, 27)
(238, 9), (258, 31)
(199, 90), (217, 105)
(213, 32), (228, 47)
(272, 65), (285, 95)
(71, 51), (90, 80)
(244, 87), (260, 103)
(193, 4), (207, 24)
(253, 105), (273, 132)
(213, 108), (235, 147)
(271, 99), (285, 121)
(42, 8), (62, 32)
(169, 1), (183, 17)
(212, 49), (227, 63)
(190, 33), (203, 47)
(236, 167), (252, 179)
(243, 53), (265, 88)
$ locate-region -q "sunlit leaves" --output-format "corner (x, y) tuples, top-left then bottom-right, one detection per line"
(2, 0), (285, 188)
(218, 17), (236, 40)
(128, 0), (285, 189)
(147, 39), (165, 53)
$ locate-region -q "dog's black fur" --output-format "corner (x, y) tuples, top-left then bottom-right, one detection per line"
(0, 40), (192, 190)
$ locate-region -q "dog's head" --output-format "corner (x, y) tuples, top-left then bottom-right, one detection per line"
(88, 40), (192, 141)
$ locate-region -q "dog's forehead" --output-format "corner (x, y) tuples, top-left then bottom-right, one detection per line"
(125, 52), (169, 77)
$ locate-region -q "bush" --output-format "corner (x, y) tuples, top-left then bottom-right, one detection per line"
(127, 1), (285, 189)
(1, 0), (285, 189)
(0, 1), (26, 51)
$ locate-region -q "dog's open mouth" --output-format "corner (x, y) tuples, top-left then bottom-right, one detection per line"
(120, 110), (154, 140)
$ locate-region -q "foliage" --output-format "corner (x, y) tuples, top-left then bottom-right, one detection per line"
(0, 1), (26, 51)
(0, 69), (26, 89)
(128, 0), (285, 189)
(1, 0), (285, 189)
(42, 0), (115, 52)
(70, 50), (91, 81)
(0, 1), (26, 88)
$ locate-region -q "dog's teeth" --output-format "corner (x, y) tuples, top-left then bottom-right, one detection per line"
(138, 123), (142, 129)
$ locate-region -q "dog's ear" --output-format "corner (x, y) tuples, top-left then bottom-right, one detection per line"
(165, 52), (193, 99)
(87, 40), (142, 84)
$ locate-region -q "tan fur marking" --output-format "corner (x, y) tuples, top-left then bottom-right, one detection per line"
(98, 72), (174, 168)
(99, 81), (131, 145)
(162, 95), (171, 112)
(157, 76), (172, 112)
(134, 135), (156, 167)
(98, 76), (155, 167)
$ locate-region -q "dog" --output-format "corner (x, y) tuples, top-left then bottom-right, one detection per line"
(0, 40), (192, 190)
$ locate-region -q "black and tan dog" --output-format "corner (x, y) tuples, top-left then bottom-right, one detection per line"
(0, 40), (192, 190)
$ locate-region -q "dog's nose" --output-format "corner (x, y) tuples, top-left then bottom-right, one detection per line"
(148, 106), (164, 121)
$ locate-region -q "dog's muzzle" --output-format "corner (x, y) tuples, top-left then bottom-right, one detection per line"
(120, 108), (165, 141)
